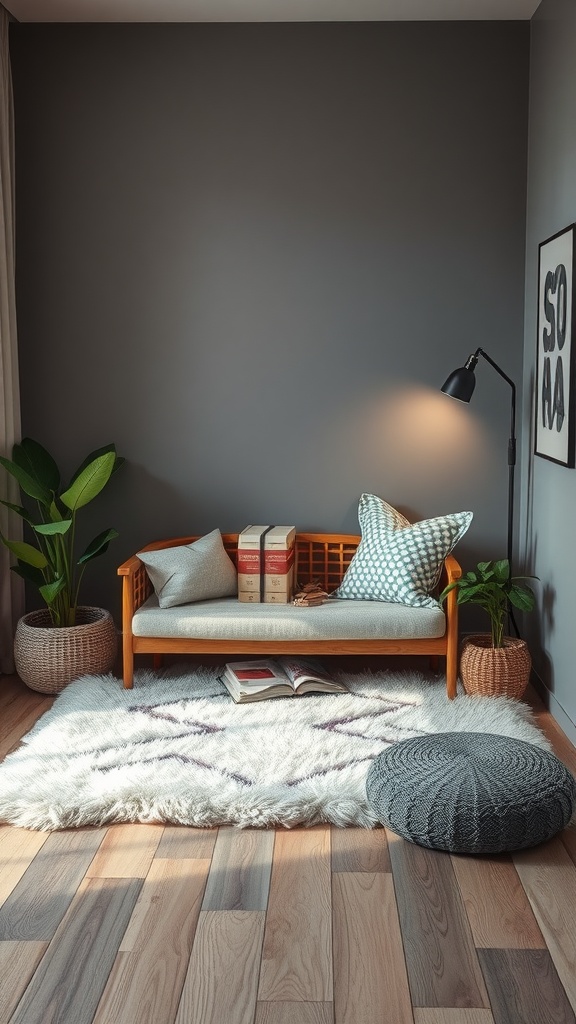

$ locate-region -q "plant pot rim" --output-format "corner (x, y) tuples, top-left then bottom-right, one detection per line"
(462, 633), (528, 651)
(18, 607), (113, 632)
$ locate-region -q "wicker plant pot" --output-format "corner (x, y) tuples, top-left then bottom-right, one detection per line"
(460, 633), (531, 700)
(14, 607), (118, 695)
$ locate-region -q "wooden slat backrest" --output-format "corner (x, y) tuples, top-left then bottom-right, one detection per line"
(132, 532), (361, 593)
(292, 534), (359, 593)
(133, 561), (153, 606)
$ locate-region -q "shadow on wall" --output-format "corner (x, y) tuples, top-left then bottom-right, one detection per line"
(523, 366), (538, 571)
(521, 366), (557, 694)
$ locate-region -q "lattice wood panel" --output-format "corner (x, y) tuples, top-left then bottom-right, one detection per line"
(129, 533), (360, 601)
(133, 563), (153, 608)
(293, 535), (359, 593)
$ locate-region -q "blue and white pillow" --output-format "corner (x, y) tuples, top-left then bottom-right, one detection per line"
(336, 493), (473, 608)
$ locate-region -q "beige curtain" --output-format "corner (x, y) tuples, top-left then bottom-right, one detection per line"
(0, 5), (23, 674)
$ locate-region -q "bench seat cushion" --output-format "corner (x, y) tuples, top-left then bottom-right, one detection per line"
(132, 595), (446, 641)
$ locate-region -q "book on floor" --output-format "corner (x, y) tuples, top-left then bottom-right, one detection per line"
(220, 657), (348, 703)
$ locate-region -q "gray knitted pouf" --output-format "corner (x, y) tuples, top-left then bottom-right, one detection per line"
(366, 732), (576, 854)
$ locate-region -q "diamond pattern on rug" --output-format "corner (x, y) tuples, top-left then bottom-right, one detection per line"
(0, 666), (549, 831)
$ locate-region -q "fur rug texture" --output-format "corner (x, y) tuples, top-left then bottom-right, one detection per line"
(0, 666), (550, 831)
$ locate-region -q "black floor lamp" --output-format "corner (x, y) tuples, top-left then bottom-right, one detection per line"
(440, 347), (520, 636)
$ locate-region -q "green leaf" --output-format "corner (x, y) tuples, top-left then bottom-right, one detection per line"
(439, 581), (458, 603)
(0, 455), (51, 505)
(477, 561), (492, 573)
(493, 559), (510, 583)
(68, 445), (122, 486)
(11, 561), (46, 586)
(483, 580), (503, 595)
(34, 519), (73, 536)
(508, 585), (536, 612)
(60, 452), (116, 511)
(39, 576), (66, 605)
(477, 568), (494, 582)
(1, 537), (48, 568)
(456, 584), (487, 603)
(48, 500), (63, 522)
(12, 438), (60, 492)
(78, 528), (119, 564)
(0, 499), (34, 525)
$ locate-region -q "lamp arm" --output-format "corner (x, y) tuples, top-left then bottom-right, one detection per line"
(446, 345), (519, 628)
(473, 348), (517, 597)
(474, 348), (516, 464)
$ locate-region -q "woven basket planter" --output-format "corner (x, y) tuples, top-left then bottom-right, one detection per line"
(460, 633), (531, 700)
(14, 607), (118, 695)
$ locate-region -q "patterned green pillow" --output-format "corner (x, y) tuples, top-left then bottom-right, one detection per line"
(336, 493), (473, 608)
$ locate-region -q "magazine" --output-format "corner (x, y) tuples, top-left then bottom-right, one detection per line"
(220, 657), (348, 703)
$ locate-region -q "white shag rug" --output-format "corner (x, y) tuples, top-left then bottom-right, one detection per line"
(0, 666), (550, 831)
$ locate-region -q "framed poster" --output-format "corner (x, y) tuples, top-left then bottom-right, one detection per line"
(535, 224), (576, 467)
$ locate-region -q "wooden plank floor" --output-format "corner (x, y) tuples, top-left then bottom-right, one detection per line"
(1, 668), (576, 1024)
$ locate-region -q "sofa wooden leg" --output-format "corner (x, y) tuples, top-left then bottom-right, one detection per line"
(123, 648), (134, 689)
(429, 655), (439, 671)
(153, 654), (163, 670)
(446, 651), (458, 700)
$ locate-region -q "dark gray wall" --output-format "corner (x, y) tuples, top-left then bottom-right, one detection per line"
(520, 0), (576, 738)
(9, 22), (529, 619)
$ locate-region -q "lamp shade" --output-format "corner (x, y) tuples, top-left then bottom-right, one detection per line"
(441, 366), (476, 403)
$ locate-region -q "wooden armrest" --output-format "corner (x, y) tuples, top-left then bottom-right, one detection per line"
(437, 554), (462, 593)
(118, 553), (152, 615)
(443, 553), (462, 584)
(117, 554), (143, 577)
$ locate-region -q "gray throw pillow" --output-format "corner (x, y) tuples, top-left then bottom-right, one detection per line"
(335, 492), (473, 608)
(137, 529), (237, 608)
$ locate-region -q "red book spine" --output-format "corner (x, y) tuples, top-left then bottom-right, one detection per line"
(264, 549), (295, 574)
(237, 549), (262, 573)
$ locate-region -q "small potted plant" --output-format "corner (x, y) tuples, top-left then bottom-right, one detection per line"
(440, 559), (537, 699)
(0, 438), (123, 693)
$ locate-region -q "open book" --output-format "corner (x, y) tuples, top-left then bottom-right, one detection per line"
(220, 657), (348, 703)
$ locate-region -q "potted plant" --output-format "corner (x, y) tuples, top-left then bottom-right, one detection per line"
(440, 559), (537, 699)
(0, 438), (124, 693)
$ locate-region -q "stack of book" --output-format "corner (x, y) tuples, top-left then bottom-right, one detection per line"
(237, 525), (296, 603)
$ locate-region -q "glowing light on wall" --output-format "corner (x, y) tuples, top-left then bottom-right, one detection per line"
(296, 384), (491, 516)
(364, 386), (491, 487)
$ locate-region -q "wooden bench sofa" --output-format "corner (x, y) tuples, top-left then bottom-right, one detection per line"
(118, 532), (462, 697)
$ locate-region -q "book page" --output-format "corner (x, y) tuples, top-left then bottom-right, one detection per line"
(222, 658), (346, 702)
(276, 657), (334, 688)
(221, 670), (292, 703)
